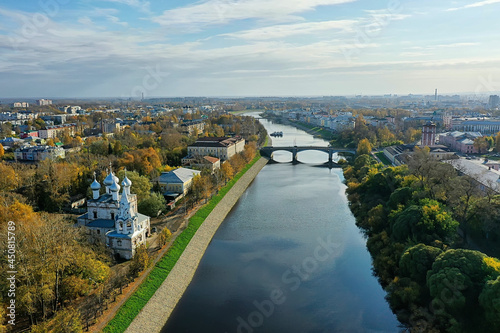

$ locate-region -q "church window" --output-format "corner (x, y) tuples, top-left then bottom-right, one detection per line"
(93, 211), (97, 219)
(111, 212), (115, 220)
(127, 221), (131, 228)
(119, 222), (123, 230)
(97, 229), (100, 235)
(117, 240), (122, 246)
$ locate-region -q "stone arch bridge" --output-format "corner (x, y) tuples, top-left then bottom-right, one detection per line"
(260, 146), (355, 166)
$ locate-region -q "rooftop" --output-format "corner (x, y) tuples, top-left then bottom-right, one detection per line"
(444, 158), (500, 193)
(157, 167), (201, 184)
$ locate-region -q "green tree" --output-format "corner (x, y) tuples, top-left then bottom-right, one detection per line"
(495, 132), (500, 152)
(479, 276), (500, 330)
(116, 170), (152, 202)
(113, 140), (123, 156)
(390, 199), (458, 244)
(427, 249), (498, 320)
(89, 139), (109, 156)
(399, 243), (443, 284)
(138, 192), (166, 217)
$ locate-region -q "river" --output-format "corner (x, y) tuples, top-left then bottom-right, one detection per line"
(162, 115), (401, 333)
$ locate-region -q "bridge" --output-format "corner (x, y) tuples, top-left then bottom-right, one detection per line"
(260, 146), (355, 165)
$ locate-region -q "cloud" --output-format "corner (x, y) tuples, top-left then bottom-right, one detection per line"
(409, 42), (479, 51)
(221, 20), (358, 40)
(446, 0), (500, 11)
(101, 0), (151, 13)
(106, 15), (129, 26)
(151, 0), (357, 28)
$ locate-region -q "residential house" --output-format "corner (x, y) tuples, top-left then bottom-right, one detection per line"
(182, 155), (220, 173)
(155, 167), (201, 201)
(14, 145), (65, 161)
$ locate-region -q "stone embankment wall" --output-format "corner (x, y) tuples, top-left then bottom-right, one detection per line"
(125, 157), (269, 333)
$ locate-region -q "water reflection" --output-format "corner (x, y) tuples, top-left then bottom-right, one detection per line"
(162, 116), (400, 333)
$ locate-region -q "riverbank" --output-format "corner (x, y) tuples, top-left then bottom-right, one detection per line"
(115, 157), (268, 333)
(262, 115), (335, 141)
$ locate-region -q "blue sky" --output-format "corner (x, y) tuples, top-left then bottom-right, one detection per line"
(1, 0), (500, 98)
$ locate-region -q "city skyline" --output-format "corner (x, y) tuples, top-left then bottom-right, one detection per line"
(1, 0), (500, 98)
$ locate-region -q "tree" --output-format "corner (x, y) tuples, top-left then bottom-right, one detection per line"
(399, 243), (443, 284)
(30, 307), (83, 333)
(89, 139), (109, 156)
(0, 163), (18, 191)
(495, 132), (500, 152)
(116, 170), (152, 202)
(138, 192), (166, 217)
(118, 147), (161, 176)
(243, 142), (257, 162)
(229, 153), (246, 174)
(191, 174), (214, 202)
(446, 175), (481, 245)
(470, 195), (500, 242)
(0, 143), (4, 159)
(221, 161), (234, 183)
(427, 249), (498, 318)
(1, 214), (110, 324)
(158, 227), (172, 247)
(130, 244), (149, 277)
(113, 140), (123, 156)
(479, 276), (500, 330)
(390, 199), (459, 244)
(474, 136), (489, 154)
(0, 195), (37, 226)
(46, 138), (55, 147)
(356, 138), (372, 156)
(404, 127), (421, 143)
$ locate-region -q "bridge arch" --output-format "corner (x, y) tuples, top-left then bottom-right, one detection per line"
(260, 146), (355, 166)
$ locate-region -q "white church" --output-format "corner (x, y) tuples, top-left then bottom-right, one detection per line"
(77, 167), (151, 260)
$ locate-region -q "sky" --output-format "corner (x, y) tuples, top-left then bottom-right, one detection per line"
(1, 0), (500, 98)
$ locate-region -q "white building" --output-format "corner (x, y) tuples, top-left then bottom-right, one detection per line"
(14, 145), (65, 161)
(37, 99), (52, 106)
(38, 123), (76, 139)
(187, 136), (245, 161)
(77, 168), (151, 260)
(13, 102), (29, 108)
(155, 167), (200, 201)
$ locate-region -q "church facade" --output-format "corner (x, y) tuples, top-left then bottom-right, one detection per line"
(77, 168), (151, 259)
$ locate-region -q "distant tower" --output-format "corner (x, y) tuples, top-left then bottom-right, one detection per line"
(141, 92), (144, 101)
(489, 95), (499, 108)
(422, 122), (436, 147)
(442, 111), (452, 130)
(435, 89), (438, 101)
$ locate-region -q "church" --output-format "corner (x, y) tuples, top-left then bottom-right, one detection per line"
(77, 167), (151, 260)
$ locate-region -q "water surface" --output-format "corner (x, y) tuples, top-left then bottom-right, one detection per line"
(162, 116), (400, 333)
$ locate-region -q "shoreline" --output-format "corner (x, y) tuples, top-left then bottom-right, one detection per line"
(123, 157), (269, 333)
